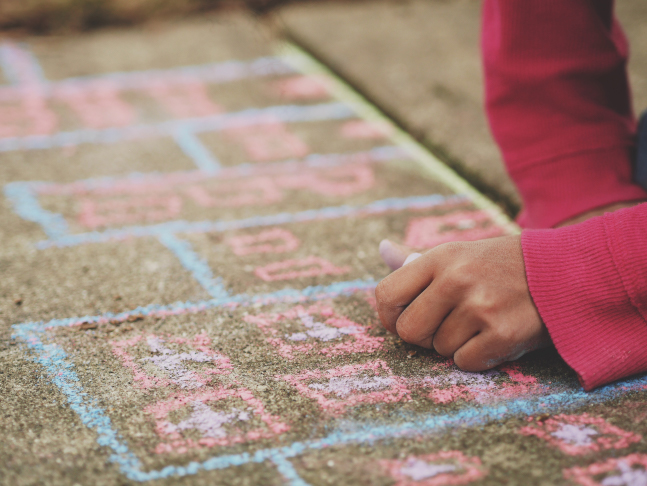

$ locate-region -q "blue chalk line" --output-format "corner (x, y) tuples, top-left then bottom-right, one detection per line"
(0, 103), (355, 153)
(0, 55), (293, 95)
(157, 232), (229, 299)
(4, 182), (70, 239)
(7, 145), (409, 241)
(173, 127), (222, 173)
(34, 194), (464, 249)
(0, 42), (47, 86)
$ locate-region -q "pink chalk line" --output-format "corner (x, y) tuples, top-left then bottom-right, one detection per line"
(271, 75), (331, 101)
(243, 302), (383, 359)
(341, 120), (394, 140)
(78, 195), (183, 229)
(519, 413), (641, 456)
(34, 149), (388, 197)
(224, 120), (310, 162)
(412, 363), (543, 405)
(64, 163), (376, 229)
(110, 332), (232, 391)
(281, 360), (409, 415)
(0, 94), (58, 138)
(145, 386), (289, 454)
(404, 210), (505, 248)
(55, 82), (136, 129)
(146, 80), (223, 118)
(380, 451), (487, 486)
(227, 228), (300, 256)
(184, 176), (284, 208)
(563, 453), (647, 486)
(254, 256), (350, 282)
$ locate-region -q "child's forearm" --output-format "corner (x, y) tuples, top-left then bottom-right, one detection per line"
(482, 0), (647, 229)
(523, 203), (647, 390)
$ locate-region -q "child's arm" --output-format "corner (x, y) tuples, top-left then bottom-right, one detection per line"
(376, 204), (647, 390)
(375, 0), (647, 390)
(483, 0), (646, 229)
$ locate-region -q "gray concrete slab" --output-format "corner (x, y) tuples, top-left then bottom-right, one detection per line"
(276, 0), (647, 213)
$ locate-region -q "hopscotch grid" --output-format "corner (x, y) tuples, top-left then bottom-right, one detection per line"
(7, 39), (632, 486)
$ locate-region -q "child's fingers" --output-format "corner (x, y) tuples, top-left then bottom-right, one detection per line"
(431, 309), (481, 357)
(452, 332), (518, 372)
(375, 251), (439, 335)
(393, 279), (457, 348)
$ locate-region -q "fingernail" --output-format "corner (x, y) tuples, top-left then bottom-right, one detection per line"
(403, 253), (422, 266)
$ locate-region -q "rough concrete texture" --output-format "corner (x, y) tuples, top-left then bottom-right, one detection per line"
(276, 0), (647, 214)
(1, 8), (647, 486)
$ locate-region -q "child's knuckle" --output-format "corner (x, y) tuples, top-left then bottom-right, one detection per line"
(374, 280), (394, 308)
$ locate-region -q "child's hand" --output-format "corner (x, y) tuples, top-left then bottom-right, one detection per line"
(375, 236), (551, 370)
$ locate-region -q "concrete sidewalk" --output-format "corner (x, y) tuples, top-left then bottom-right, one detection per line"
(1, 4), (647, 486)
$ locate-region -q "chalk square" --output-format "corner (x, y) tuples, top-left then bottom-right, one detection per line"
(380, 451), (487, 486)
(145, 385), (290, 455)
(414, 363), (544, 405)
(519, 413), (642, 456)
(110, 331), (232, 391)
(244, 302), (383, 360)
(563, 453), (647, 486)
(282, 360), (409, 415)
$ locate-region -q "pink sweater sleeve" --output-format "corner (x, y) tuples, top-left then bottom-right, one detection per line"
(482, 0), (647, 389)
(523, 205), (647, 390)
(482, 0), (647, 229)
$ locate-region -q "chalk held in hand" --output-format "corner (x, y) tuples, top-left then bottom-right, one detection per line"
(403, 253), (422, 266)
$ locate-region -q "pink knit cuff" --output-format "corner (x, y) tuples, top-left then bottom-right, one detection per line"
(512, 146), (647, 229)
(522, 206), (647, 390)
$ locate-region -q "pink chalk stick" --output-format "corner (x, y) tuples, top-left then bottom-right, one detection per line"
(519, 413), (642, 456)
(227, 228), (300, 256)
(77, 195), (183, 229)
(381, 451), (487, 486)
(225, 122), (310, 162)
(340, 120), (393, 140)
(144, 386), (289, 454)
(147, 80), (223, 118)
(254, 256), (350, 282)
(563, 453), (647, 486)
(0, 92), (58, 137)
(404, 210), (505, 248)
(243, 302), (383, 359)
(185, 177), (284, 208)
(282, 360), (409, 415)
(271, 75), (331, 100)
(56, 82), (136, 129)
